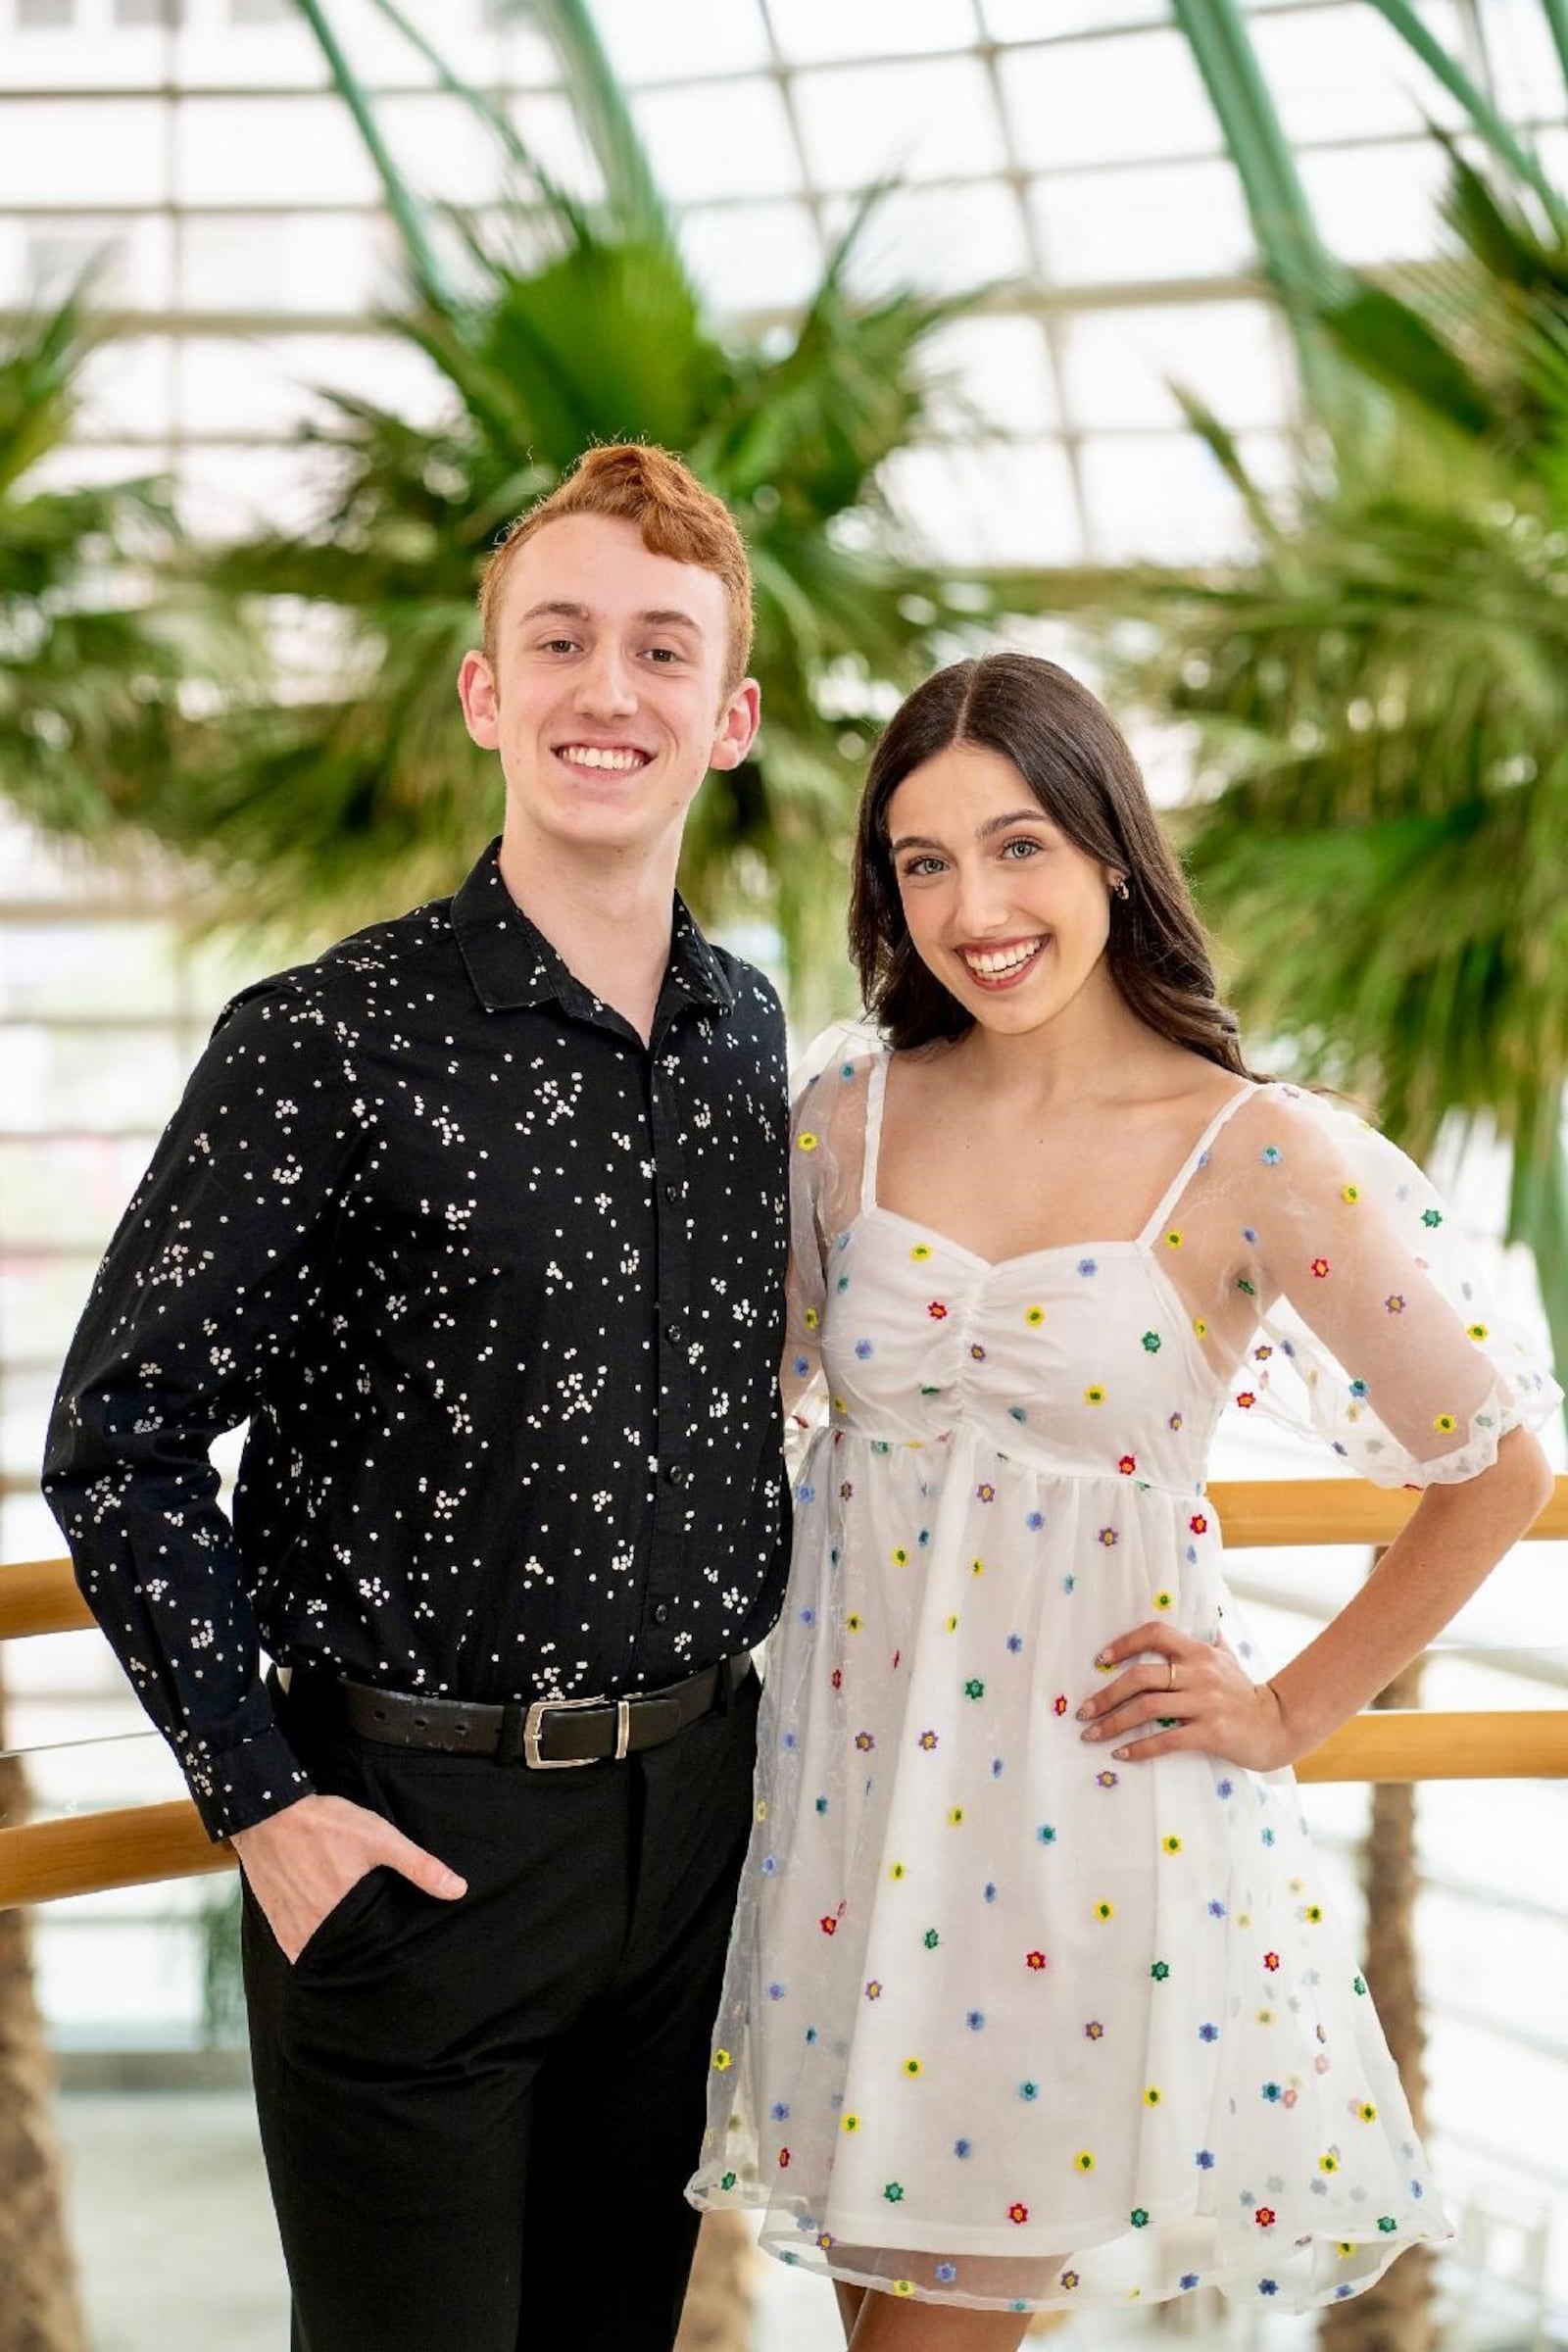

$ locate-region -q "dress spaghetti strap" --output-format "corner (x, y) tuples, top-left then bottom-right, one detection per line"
(1136, 1081), (1262, 1249)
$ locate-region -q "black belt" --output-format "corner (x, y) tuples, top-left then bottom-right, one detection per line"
(321, 1656), (748, 1768)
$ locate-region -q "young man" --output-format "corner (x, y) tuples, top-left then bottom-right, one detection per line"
(43, 445), (791, 2350)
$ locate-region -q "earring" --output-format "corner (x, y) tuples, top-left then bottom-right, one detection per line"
(1112, 875), (1131, 901)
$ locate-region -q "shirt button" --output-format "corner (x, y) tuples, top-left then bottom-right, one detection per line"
(664, 1460), (689, 1488)
(652, 1602), (670, 1626)
(663, 1319), (685, 1348)
(664, 1180), (683, 1204)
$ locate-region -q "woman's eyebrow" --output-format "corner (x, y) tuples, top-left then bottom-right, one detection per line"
(890, 808), (1050, 855)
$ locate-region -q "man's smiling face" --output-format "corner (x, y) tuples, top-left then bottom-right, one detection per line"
(458, 511), (759, 863)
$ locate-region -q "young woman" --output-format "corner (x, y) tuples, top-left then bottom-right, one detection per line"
(687, 654), (1556, 2345)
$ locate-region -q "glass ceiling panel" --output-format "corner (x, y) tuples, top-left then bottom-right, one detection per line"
(1295, 138), (1450, 266)
(178, 212), (397, 316)
(1058, 300), (1289, 433)
(792, 56), (1007, 190)
(763, 0), (981, 66)
(821, 180), (1033, 299)
(1479, 0), (1568, 122)
(0, 98), (169, 208)
(879, 437), (1082, 567)
(679, 199), (825, 314)
(587, 0), (774, 83)
(980, 2), (1171, 37)
(1032, 156), (1254, 286)
(1248, 1), (1468, 144)
(919, 315), (1060, 438)
(630, 77), (803, 202)
(174, 95), (383, 207)
(999, 29), (1221, 172)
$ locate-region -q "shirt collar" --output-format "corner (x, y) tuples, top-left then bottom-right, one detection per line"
(453, 838), (734, 1018)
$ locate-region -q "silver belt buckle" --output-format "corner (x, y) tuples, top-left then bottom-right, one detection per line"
(522, 1692), (632, 1769)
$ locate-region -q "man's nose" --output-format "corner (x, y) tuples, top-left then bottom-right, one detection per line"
(574, 644), (638, 714)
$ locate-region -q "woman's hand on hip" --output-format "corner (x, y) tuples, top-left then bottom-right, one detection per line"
(1075, 1623), (1293, 1773)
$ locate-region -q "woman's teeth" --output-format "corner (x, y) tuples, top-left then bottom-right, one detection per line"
(961, 938), (1045, 979)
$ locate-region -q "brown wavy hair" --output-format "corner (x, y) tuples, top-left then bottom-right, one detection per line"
(850, 653), (1254, 1074)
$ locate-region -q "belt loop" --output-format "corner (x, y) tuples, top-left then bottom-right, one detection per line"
(715, 1655), (736, 1716)
(498, 1701), (526, 1765)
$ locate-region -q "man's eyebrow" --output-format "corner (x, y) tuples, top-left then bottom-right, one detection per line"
(514, 600), (706, 635)
(890, 808), (1051, 855)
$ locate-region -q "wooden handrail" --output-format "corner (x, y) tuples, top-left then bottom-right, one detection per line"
(2, 1709), (1566, 1909)
(6, 1479), (1567, 1644)
(3, 1474), (1566, 1909)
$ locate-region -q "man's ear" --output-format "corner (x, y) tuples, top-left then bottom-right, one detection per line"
(710, 678), (761, 772)
(458, 650), (501, 751)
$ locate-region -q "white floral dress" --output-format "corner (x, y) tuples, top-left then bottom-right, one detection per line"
(688, 1052), (1558, 2315)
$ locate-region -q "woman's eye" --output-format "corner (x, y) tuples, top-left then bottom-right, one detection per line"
(1001, 837), (1044, 860)
(901, 857), (945, 880)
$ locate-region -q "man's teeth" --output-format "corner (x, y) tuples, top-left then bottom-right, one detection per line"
(559, 745), (647, 771)
(963, 939), (1045, 977)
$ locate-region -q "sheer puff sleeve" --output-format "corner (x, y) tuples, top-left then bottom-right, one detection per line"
(1233, 1084), (1560, 1488)
(781, 1031), (879, 1433)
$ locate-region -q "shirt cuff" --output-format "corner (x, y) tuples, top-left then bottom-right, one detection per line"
(184, 1719), (315, 1841)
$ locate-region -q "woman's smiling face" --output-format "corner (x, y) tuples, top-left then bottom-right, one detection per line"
(887, 743), (1121, 1038)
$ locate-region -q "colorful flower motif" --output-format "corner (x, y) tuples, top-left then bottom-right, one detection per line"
(934, 2264), (957, 2284)
(1190, 1512), (1208, 1536)
(963, 1678), (986, 1700)
(917, 1729), (938, 1751)
(1025, 1949), (1049, 1971)
(1098, 1526), (1119, 1547)
(1433, 1411), (1456, 1435)
(1025, 1305), (1046, 1327)
(1165, 1229), (1184, 1250)
(948, 1806), (965, 1826)
(1142, 1330), (1163, 1353)
(1153, 1590), (1174, 1611)
(1054, 1692), (1069, 1717)
(1377, 2216), (1398, 2233)
(1150, 1959), (1170, 1983)
(1467, 1322), (1489, 1341)
(1168, 1410), (1184, 1431)
(1385, 1294), (1406, 1314)
(1199, 2023), (1219, 2042)
(841, 2114), (860, 2133)
(1008, 2202), (1029, 2226)
(976, 1482), (996, 1502)
(1131, 2207), (1150, 2229)
(1422, 1207), (1443, 1228)
(1094, 1899), (1115, 1922)
(892, 2279), (913, 2297)
(1162, 1836), (1183, 1855)
(798, 1133), (819, 1153)
(1096, 1769), (1118, 1789)
(1084, 2020), (1103, 2040)
(1084, 1384), (1106, 1405)
(1019, 2080), (1039, 2101)
(1059, 2270), (1080, 2290)
(854, 1730), (874, 1750)
(1234, 1391), (1256, 1410)
(1263, 1951), (1280, 1972)
(970, 1344), (988, 1362)
(900, 2055), (923, 2079)
(864, 1981), (882, 2000)
(1074, 2151), (1096, 2174)
(1037, 1824), (1057, 1845)
(1262, 2082), (1282, 2102)
(819, 1917), (837, 1936)
(954, 2138), (971, 2158)
(889, 1861), (906, 1880)
(1118, 1453), (1138, 1475)
(1144, 2086), (1162, 2108)
(927, 1300), (949, 1320)
(1319, 2153), (1341, 2175)
(1193, 1317), (1208, 1340)
(778, 2146), (791, 2168)
(1077, 1258), (1098, 1278)
(1261, 1145), (1281, 1165)
(712, 2048), (732, 2071)
(1311, 1257), (1331, 1279)
(1196, 2149), (1215, 2169)
(1255, 2208), (1277, 2230)
(1356, 2101), (1379, 2123)
(1303, 1903), (1324, 1924)
(846, 1614), (863, 1634)
(910, 1242), (932, 1260)
(720, 2171), (737, 2191)
(922, 1928), (940, 1949)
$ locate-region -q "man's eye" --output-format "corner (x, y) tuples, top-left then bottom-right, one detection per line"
(540, 637), (578, 655)
(644, 647), (682, 664)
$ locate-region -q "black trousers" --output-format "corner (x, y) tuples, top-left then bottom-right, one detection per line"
(241, 1664), (760, 2352)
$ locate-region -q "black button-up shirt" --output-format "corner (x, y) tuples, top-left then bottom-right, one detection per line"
(43, 842), (791, 1838)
